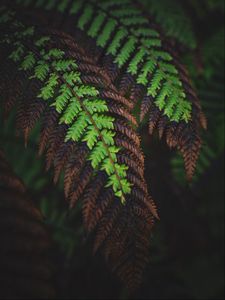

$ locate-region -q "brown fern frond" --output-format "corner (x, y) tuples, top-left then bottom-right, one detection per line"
(118, 73), (135, 96)
(140, 95), (153, 122)
(93, 202), (122, 254)
(115, 135), (145, 168)
(69, 163), (93, 207)
(109, 103), (138, 126)
(85, 188), (115, 233)
(177, 123), (202, 181)
(114, 119), (141, 147)
(148, 107), (161, 136)
(13, 0), (206, 180)
(53, 141), (75, 184)
(157, 115), (169, 139)
(45, 124), (68, 171)
(64, 145), (89, 199)
(82, 172), (107, 230)
(0, 13), (157, 291)
(39, 108), (60, 156)
(104, 206), (153, 292)
(0, 60), (24, 119)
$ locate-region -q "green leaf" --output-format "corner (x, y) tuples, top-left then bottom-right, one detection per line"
(82, 126), (99, 150)
(9, 43), (24, 62)
(97, 18), (117, 47)
(89, 141), (108, 169)
(38, 73), (59, 100)
(74, 85), (99, 97)
(115, 36), (137, 67)
(35, 36), (50, 47)
(78, 5), (93, 30)
(60, 99), (82, 125)
(84, 99), (108, 114)
(101, 129), (115, 146)
(88, 13), (106, 38)
(32, 61), (50, 81)
(93, 114), (114, 130)
(52, 59), (78, 72)
(43, 49), (64, 60)
(107, 28), (128, 55)
(63, 71), (81, 85)
(65, 112), (89, 142)
(53, 84), (73, 113)
(20, 52), (36, 71)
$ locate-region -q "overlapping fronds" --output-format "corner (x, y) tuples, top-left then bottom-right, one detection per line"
(0, 7), (157, 290)
(13, 0), (205, 179)
(0, 150), (55, 299)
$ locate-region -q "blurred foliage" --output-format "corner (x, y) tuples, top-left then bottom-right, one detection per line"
(171, 22), (224, 185)
(140, 0), (197, 49)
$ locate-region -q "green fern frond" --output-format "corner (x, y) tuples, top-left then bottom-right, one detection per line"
(0, 10), (132, 205)
(15, 0), (194, 123)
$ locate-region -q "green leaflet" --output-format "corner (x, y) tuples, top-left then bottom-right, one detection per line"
(128, 48), (146, 75)
(88, 13), (106, 38)
(38, 73), (59, 100)
(97, 18), (117, 47)
(0, 10), (132, 204)
(31, 61), (50, 81)
(115, 36), (137, 67)
(15, 0), (194, 123)
(107, 28), (128, 56)
(20, 52), (36, 70)
(78, 5), (93, 30)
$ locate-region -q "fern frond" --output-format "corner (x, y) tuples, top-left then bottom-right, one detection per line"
(0, 14), (132, 205)
(13, 0), (205, 179)
(0, 8), (157, 290)
(172, 66), (224, 183)
(0, 150), (55, 299)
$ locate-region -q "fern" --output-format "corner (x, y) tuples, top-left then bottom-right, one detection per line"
(76, 0), (193, 122)
(0, 11), (131, 205)
(0, 7), (157, 290)
(13, 0), (205, 179)
(0, 150), (55, 298)
(171, 28), (224, 184)
(15, 0), (198, 121)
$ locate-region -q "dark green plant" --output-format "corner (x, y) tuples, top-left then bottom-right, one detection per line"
(13, 0), (206, 180)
